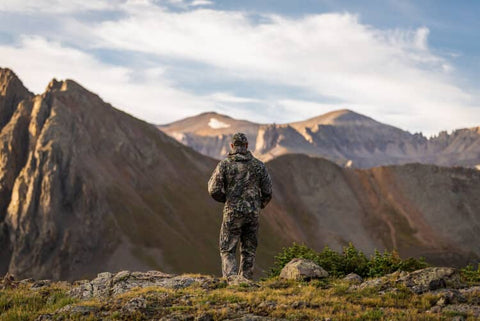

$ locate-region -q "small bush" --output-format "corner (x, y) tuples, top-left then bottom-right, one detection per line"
(268, 243), (321, 277)
(268, 242), (429, 278)
(460, 264), (480, 284)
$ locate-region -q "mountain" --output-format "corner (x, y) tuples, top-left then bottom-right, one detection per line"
(263, 155), (480, 267)
(159, 112), (260, 159)
(159, 109), (480, 168)
(0, 67), (479, 282)
(0, 68), (228, 280)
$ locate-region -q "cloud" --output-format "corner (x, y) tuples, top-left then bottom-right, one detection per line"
(0, 0), (124, 13)
(0, 3), (478, 134)
(0, 35), (210, 122)
(90, 5), (478, 133)
(190, 0), (213, 7)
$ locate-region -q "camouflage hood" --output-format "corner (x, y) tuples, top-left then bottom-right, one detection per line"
(228, 150), (253, 162)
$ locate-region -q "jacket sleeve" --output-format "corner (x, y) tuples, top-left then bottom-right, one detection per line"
(260, 165), (272, 209)
(208, 161), (226, 203)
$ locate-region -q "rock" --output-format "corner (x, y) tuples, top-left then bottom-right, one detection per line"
(432, 289), (467, 306)
(358, 268), (465, 294)
(279, 258), (328, 281)
(227, 314), (285, 321)
(257, 301), (277, 309)
(195, 313), (214, 321)
(227, 275), (259, 287)
(31, 280), (52, 290)
(91, 272), (113, 298)
(34, 314), (54, 321)
(19, 278), (35, 285)
(443, 304), (480, 318)
(68, 280), (92, 299)
(122, 296), (147, 313)
(396, 267), (464, 294)
(428, 305), (442, 314)
(1, 272), (16, 289)
(357, 276), (390, 291)
(69, 270), (218, 299)
(57, 304), (99, 316)
(343, 273), (363, 284)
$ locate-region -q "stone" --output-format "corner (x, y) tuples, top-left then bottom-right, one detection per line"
(396, 267), (464, 294)
(57, 304), (99, 316)
(31, 280), (52, 290)
(69, 270), (219, 299)
(343, 273), (363, 284)
(195, 313), (214, 321)
(279, 258), (328, 281)
(443, 304), (480, 318)
(227, 315), (285, 321)
(122, 296), (147, 313)
(432, 289), (467, 306)
(227, 275), (259, 287)
(1, 272), (16, 289)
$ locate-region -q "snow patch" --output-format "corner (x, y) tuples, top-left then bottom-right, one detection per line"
(208, 118), (231, 129)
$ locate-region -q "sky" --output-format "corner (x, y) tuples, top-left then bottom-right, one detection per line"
(0, 0), (479, 135)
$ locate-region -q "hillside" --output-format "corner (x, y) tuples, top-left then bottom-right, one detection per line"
(0, 68), (227, 280)
(0, 67), (479, 282)
(159, 110), (480, 168)
(262, 155), (480, 267)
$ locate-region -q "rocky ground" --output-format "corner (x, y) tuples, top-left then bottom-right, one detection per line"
(1, 265), (479, 321)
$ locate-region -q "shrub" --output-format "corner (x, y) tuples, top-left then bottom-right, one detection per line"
(460, 264), (480, 284)
(268, 243), (321, 277)
(268, 242), (429, 278)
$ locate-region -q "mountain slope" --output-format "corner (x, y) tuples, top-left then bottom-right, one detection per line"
(0, 69), (228, 280)
(159, 110), (480, 168)
(1, 68), (479, 282)
(261, 155), (480, 266)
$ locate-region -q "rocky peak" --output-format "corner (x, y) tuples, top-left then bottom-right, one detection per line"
(45, 78), (88, 95)
(0, 67), (33, 131)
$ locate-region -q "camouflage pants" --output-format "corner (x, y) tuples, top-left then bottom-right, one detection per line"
(219, 208), (259, 279)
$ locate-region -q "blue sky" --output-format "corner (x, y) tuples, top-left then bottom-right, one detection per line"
(0, 0), (479, 135)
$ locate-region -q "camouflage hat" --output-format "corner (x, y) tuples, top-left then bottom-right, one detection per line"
(231, 132), (248, 146)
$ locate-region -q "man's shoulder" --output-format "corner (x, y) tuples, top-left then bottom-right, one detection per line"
(250, 154), (267, 168)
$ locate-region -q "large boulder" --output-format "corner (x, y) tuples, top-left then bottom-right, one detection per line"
(279, 258), (328, 281)
(343, 273), (363, 284)
(358, 267), (465, 294)
(397, 267), (464, 294)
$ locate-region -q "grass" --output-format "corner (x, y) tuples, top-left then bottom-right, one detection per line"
(0, 283), (76, 321)
(1, 276), (480, 320)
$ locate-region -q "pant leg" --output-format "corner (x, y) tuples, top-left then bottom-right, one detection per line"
(219, 209), (243, 278)
(239, 212), (259, 279)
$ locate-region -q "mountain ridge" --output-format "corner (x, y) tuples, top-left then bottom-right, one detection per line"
(1, 67), (479, 282)
(159, 110), (480, 168)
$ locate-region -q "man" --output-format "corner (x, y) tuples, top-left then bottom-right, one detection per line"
(208, 132), (272, 280)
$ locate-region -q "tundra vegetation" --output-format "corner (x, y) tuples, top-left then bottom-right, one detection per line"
(1, 243), (479, 321)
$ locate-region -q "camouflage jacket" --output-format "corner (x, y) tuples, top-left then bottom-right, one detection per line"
(208, 150), (272, 213)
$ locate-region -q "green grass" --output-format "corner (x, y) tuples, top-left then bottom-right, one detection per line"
(0, 284), (76, 321)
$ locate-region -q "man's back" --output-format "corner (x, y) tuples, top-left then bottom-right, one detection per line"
(207, 132), (272, 280)
(209, 150), (272, 214)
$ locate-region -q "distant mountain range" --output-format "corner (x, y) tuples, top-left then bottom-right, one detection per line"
(159, 111), (480, 168)
(0, 67), (479, 281)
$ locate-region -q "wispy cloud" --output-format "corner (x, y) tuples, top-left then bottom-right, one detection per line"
(0, 0), (124, 13)
(0, 2), (478, 134)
